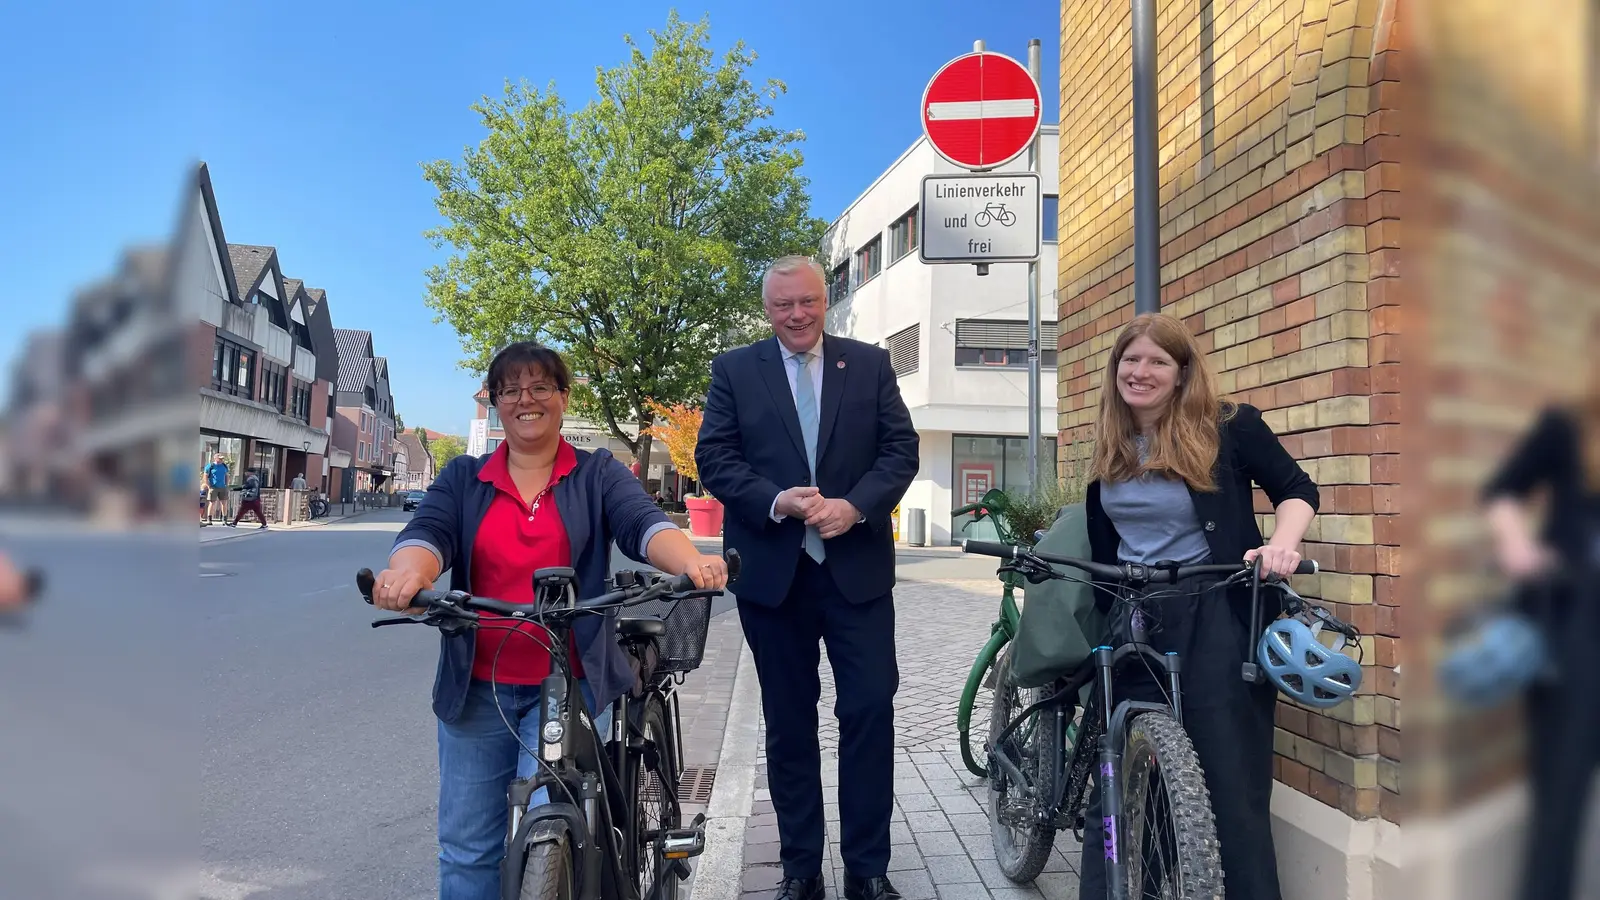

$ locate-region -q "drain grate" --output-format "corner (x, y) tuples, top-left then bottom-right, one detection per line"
(678, 765), (718, 803)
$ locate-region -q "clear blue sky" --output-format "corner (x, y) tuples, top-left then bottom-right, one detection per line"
(1, 1), (1059, 437)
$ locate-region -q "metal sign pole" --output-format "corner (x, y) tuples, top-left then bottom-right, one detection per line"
(1026, 38), (1042, 495)
(1132, 0), (1160, 314)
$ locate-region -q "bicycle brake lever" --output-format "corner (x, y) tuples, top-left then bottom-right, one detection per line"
(371, 615), (424, 628)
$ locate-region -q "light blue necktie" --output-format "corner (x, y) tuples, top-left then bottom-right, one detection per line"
(793, 351), (825, 563)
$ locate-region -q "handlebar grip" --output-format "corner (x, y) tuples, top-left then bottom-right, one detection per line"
(725, 547), (741, 581)
(356, 568), (377, 604)
(961, 539), (1020, 560)
(1297, 560), (1318, 575)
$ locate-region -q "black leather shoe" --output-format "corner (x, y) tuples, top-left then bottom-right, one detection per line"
(774, 874), (825, 900)
(843, 874), (902, 900)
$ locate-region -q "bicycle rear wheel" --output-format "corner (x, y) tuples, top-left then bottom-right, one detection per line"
(1120, 711), (1223, 900)
(986, 648), (1057, 883)
(518, 836), (574, 900)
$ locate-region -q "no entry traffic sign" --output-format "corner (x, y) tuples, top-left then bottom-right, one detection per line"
(921, 51), (1043, 170)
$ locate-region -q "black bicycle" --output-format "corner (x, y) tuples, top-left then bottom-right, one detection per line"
(354, 548), (740, 900)
(962, 539), (1356, 899)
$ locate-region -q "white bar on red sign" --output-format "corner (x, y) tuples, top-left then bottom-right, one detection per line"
(925, 99), (1037, 121)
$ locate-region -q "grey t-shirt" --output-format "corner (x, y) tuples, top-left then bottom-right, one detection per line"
(1099, 436), (1212, 565)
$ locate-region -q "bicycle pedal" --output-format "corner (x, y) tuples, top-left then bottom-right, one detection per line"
(659, 825), (706, 860)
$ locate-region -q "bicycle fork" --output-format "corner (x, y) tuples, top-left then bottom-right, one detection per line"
(1095, 645), (1185, 900)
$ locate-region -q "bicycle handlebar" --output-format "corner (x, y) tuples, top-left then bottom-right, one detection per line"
(960, 539), (1317, 581)
(354, 548), (741, 628)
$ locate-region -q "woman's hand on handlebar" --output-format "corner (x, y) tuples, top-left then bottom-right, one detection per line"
(1244, 544), (1302, 582)
(371, 566), (431, 614)
(680, 552), (729, 591)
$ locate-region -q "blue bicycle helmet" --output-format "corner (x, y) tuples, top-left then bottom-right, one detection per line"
(1257, 611), (1363, 709)
(1435, 610), (1549, 708)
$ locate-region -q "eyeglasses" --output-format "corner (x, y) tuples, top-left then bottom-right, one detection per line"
(495, 384), (561, 404)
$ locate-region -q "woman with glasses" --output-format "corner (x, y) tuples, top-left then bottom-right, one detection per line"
(370, 342), (729, 900)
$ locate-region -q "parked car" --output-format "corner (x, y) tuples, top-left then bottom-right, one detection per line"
(402, 490), (427, 512)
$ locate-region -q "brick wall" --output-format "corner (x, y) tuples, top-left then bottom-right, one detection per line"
(1401, 0), (1600, 816)
(1057, 0), (1401, 822)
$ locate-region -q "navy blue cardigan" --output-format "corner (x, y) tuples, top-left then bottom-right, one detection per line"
(392, 445), (677, 723)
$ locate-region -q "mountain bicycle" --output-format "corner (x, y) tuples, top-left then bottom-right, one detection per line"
(961, 539), (1357, 897)
(355, 548), (740, 900)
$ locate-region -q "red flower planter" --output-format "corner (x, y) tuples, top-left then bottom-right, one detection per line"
(684, 496), (724, 537)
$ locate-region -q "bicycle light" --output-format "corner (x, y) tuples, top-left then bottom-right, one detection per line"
(542, 720), (564, 744)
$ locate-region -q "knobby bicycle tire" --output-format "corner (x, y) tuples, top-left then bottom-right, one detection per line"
(518, 836), (574, 900)
(627, 696), (682, 899)
(1120, 712), (1223, 900)
(987, 648), (1057, 883)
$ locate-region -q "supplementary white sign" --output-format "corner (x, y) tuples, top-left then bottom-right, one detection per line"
(918, 173), (1041, 264)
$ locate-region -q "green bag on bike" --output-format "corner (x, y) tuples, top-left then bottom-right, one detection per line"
(1009, 502), (1106, 689)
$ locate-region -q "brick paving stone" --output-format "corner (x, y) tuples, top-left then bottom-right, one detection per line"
(737, 578), (1086, 900)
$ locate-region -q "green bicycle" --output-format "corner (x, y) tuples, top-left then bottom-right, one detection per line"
(952, 489), (1028, 777)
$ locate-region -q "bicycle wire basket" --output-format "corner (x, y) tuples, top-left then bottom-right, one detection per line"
(623, 593), (714, 674)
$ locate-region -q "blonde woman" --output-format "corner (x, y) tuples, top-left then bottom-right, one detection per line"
(1078, 313), (1319, 900)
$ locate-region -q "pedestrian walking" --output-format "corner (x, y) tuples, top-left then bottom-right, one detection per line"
(370, 342), (728, 900)
(695, 255), (920, 900)
(230, 468), (268, 529)
(1076, 312), (1319, 900)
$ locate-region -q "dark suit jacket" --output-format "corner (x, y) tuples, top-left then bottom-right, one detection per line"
(1084, 403), (1320, 618)
(695, 334), (920, 607)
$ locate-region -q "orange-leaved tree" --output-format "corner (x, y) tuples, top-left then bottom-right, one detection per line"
(644, 400), (707, 498)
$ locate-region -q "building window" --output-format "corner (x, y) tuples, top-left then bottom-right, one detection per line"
(828, 261), (850, 306)
(487, 438), (503, 454)
(951, 434), (1059, 535)
(254, 291), (288, 329)
(886, 323), (919, 377)
(212, 336), (255, 398)
(365, 387), (375, 407)
(853, 236), (882, 286)
(889, 208), (918, 262)
(487, 407), (502, 429)
(251, 443), (279, 487)
(261, 360), (289, 412)
(1043, 195), (1059, 243)
(954, 319), (1059, 369)
(291, 379), (313, 423)
(358, 442), (366, 462)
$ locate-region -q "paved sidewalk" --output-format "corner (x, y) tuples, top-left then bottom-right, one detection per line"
(737, 577), (1083, 900)
(198, 509), (369, 542)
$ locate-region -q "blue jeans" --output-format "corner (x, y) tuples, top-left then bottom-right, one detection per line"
(437, 678), (613, 900)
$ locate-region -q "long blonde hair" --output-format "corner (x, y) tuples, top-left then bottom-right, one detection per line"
(1090, 313), (1234, 492)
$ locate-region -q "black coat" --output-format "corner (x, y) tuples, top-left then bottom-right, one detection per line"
(1085, 403), (1320, 612)
(1482, 405), (1600, 571)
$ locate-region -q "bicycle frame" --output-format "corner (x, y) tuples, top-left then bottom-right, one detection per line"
(500, 575), (704, 900)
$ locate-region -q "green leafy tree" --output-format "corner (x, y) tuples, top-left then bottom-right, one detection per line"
(430, 434), (467, 471)
(422, 11), (826, 481)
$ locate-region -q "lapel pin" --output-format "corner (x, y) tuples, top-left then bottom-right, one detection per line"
(836, 359), (846, 369)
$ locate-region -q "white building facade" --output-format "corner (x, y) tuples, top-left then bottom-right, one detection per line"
(823, 128), (1060, 546)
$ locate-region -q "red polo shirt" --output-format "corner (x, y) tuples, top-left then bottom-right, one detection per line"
(469, 440), (586, 684)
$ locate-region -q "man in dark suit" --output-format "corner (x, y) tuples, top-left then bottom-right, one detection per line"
(696, 256), (919, 900)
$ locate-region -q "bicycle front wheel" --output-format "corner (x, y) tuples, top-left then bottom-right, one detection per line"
(518, 836), (574, 900)
(1120, 711), (1223, 900)
(627, 696), (682, 899)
